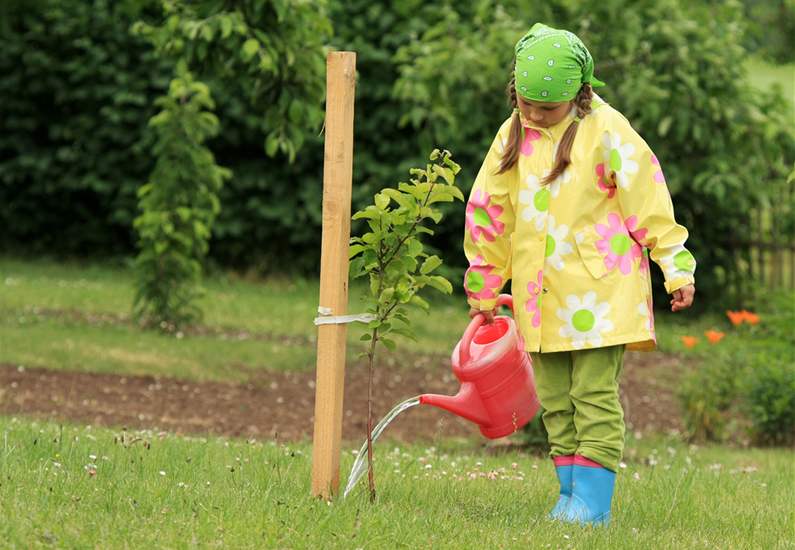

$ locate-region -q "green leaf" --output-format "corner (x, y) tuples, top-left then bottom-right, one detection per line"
(391, 326), (417, 341)
(380, 338), (397, 351)
(374, 192), (390, 210)
(348, 244), (365, 258)
(425, 275), (453, 294)
(242, 38), (260, 61)
(420, 255), (442, 275)
(410, 295), (429, 311)
(432, 164), (455, 185)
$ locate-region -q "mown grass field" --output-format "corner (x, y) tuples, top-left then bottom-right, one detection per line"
(1, 256), (792, 548)
(1, 417), (792, 549)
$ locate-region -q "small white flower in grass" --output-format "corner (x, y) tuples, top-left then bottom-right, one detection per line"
(159, 470), (166, 476)
(633, 472), (640, 480)
(89, 454), (97, 460)
(619, 462), (627, 469)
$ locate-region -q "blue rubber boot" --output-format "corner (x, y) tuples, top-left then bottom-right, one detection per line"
(549, 455), (574, 519)
(563, 456), (616, 526)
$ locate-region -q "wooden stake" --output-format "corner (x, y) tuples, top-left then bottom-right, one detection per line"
(311, 51), (356, 499)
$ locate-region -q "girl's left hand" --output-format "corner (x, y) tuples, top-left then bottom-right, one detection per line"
(670, 284), (695, 312)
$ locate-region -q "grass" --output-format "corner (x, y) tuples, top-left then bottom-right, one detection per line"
(0, 416), (792, 548)
(745, 55), (795, 110)
(1, 254), (780, 380)
(0, 256), (470, 380)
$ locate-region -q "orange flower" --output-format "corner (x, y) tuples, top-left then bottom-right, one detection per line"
(740, 310), (760, 325)
(726, 310), (744, 326)
(681, 335), (699, 348)
(704, 330), (725, 344)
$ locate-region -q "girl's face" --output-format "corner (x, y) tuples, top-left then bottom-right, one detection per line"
(516, 93), (572, 128)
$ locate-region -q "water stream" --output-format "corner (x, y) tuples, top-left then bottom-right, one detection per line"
(342, 395), (421, 498)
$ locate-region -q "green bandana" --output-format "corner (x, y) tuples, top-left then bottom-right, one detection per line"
(514, 23), (605, 102)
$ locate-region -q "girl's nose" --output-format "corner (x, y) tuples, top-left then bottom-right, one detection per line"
(530, 110), (544, 122)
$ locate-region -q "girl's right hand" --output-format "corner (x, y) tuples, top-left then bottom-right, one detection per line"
(469, 307), (496, 324)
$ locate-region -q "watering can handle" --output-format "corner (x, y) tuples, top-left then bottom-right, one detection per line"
(460, 294), (514, 366)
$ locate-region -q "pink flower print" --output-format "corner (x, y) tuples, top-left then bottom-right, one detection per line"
(595, 213), (645, 275)
(525, 270), (543, 328)
(520, 128), (542, 156)
(464, 255), (503, 301)
(595, 163), (616, 198)
(465, 190), (505, 243)
(639, 247), (650, 274)
(625, 215), (648, 247)
(651, 155), (666, 184)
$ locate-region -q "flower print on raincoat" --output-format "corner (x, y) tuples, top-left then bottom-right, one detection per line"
(463, 94), (695, 352)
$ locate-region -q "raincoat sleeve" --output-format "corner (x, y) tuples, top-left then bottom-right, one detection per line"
(607, 114), (696, 293)
(463, 128), (516, 311)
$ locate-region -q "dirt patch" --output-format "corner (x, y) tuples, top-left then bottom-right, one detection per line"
(0, 350), (686, 443)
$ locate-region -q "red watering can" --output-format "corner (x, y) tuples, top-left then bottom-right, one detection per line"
(419, 294), (540, 439)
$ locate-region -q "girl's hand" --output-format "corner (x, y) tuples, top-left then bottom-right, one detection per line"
(670, 284), (695, 312)
(469, 307), (496, 324)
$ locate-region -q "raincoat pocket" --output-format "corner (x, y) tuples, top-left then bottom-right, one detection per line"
(575, 234), (609, 280)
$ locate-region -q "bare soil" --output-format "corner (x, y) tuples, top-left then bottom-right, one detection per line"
(0, 351), (686, 444)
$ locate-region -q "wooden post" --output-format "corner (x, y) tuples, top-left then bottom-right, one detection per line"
(311, 51), (356, 499)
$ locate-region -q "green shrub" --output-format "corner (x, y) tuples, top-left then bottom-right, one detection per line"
(678, 291), (795, 445)
(679, 352), (748, 443)
(133, 67), (231, 329)
(746, 359), (795, 445)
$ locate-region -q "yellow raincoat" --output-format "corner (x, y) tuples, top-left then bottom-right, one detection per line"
(463, 95), (696, 352)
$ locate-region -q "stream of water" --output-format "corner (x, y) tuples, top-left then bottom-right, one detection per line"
(342, 395), (421, 498)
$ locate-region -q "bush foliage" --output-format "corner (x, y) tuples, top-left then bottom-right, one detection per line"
(1, 0), (793, 306)
(678, 292), (795, 446)
(133, 67), (230, 329)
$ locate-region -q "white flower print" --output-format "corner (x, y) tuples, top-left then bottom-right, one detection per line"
(545, 215), (573, 271)
(601, 131), (639, 189)
(557, 291), (614, 349)
(518, 173), (550, 230)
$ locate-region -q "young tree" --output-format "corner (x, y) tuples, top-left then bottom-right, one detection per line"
(133, 65), (231, 330)
(349, 149), (463, 502)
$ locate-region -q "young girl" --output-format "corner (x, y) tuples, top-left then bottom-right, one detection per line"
(463, 23), (696, 526)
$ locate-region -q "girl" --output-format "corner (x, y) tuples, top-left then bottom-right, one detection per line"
(463, 23), (696, 526)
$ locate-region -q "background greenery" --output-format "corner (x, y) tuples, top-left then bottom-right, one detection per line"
(1, 0), (793, 307)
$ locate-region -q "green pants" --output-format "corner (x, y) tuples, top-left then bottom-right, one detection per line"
(530, 345), (625, 471)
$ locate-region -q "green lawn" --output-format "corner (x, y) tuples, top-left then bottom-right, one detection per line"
(0, 417), (791, 548)
(0, 256), (468, 380)
(0, 255), (757, 381)
(745, 56), (795, 110)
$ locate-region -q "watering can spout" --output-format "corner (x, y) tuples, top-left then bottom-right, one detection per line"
(419, 383), (490, 427)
